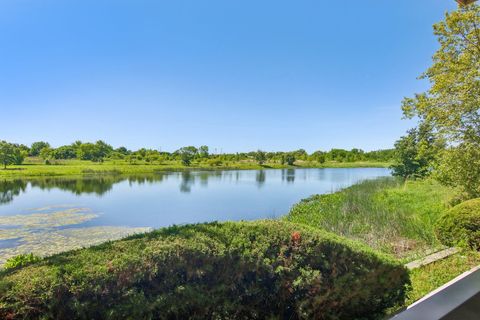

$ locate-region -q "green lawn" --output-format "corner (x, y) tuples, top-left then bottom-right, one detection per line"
(0, 158), (391, 178)
(407, 250), (480, 306)
(285, 178), (457, 260)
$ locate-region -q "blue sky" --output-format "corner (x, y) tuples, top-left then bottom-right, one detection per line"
(0, 0), (457, 152)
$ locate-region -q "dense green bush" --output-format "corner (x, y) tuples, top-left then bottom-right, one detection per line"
(436, 199), (480, 249)
(0, 221), (409, 320)
(3, 254), (41, 271)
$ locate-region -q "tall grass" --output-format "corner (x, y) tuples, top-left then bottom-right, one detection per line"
(285, 177), (456, 260)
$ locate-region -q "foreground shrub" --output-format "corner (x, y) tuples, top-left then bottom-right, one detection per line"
(0, 221), (409, 320)
(436, 199), (480, 249)
(3, 254), (41, 271)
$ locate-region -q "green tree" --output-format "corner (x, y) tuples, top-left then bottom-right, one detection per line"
(95, 140), (113, 159)
(199, 146), (209, 158)
(254, 150), (267, 165)
(177, 147), (197, 166)
(293, 149), (308, 161)
(53, 145), (77, 159)
(0, 141), (15, 169)
(0, 141), (25, 168)
(115, 146), (130, 155)
(40, 146), (54, 163)
(11, 148), (26, 165)
(29, 141), (50, 157)
(285, 153), (296, 166)
(391, 123), (444, 179)
(75, 141), (112, 162)
(401, 5), (480, 194)
(311, 151), (326, 164)
(436, 143), (480, 198)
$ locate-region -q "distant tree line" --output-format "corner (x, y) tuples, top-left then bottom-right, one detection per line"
(0, 139), (395, 168)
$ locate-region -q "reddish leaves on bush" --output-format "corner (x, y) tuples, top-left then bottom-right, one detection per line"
(291, 231), (301, 245)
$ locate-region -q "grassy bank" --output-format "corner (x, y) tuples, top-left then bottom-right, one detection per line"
(285, 178), (456, 260)
(0, 158), (390, 178)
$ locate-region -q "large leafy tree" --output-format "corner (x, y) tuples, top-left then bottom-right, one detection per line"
(176, 147), (197, 166)
(402, 4), (480, 196)
(0, 141), (15, 169)
(0, 141), (25, 169)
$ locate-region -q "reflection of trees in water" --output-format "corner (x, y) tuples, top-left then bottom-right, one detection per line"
(180, 171), (194, 193)
(0, 169), (278, 202)
(256, 170), (266, 187)
(0, 174), (170, 203)
(0, 180), (27, 204)
(30, 177), (120, 195)
(282, 169), (295, 183)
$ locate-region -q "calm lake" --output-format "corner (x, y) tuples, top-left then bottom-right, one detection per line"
(0, 168), (390, 264)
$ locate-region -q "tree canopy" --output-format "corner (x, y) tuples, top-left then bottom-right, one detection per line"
(0, 141), (25, 169)
(400, 4), (480, 197)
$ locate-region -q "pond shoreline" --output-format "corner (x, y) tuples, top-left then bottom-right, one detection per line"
(0, 160), (391, 179)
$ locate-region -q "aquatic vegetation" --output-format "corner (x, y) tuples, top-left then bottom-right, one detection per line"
(0, 206), (150, 266)
(285, 178), (456, 260)
(0, 206), (98, 230)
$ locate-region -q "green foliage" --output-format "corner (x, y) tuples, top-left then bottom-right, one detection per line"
(206, 158), (223, 167)
(3, 254), (41, 271)
(407, 250), (480, 306)
(29, 141), (50, 157)
(39, 146), (54, 162)
(176, 146), (197, 166)
(0, 139), (396, 171)
(285, 178), (455, 258)
(0, 221), (408, 320)
(0, 141), (25, 169)
(401, 5), (480, 198)
(76, 140), (113, 162)
(198, 145), (209, 158)
(436, 198), (480, 249)
(285, 153), (296, 165)
(309, 151), (326, 164)
(435, 143), (480, 198)
(254, 150), (267, 165)
(391, 123), (444, 179)
(52, 145), (76, 159)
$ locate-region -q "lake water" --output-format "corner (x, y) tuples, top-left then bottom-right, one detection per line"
(0, 168), (390, 264)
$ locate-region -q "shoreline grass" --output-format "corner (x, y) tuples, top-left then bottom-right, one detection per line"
(284, 178), (457, 260)
(0, 158), (391, 178)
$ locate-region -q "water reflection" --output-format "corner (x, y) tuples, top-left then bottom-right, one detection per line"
(282, 169), (296, 183)
(256, 170), (266, 188)
(0, 168), (390, 205)
(0, 168), (392, 235)
(0, 180), (27, 204)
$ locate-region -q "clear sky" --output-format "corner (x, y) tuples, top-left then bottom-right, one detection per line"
(0, 0), (458, 152)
